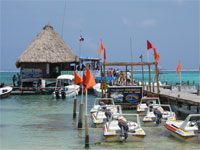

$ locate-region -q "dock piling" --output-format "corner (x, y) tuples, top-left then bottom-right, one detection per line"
(152, 82), (155, 93)
(193, 81), (195, 86)
(73, 98), (77, 119)
(78, 103), (83, 128)
(197, 84), (200, 96)
(85, 115), (89, 148)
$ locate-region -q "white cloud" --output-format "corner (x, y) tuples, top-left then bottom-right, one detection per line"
(140, 19), (157, 28)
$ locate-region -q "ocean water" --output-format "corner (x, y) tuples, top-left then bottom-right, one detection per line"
(1, 95), (200, 150)
(0, 71), (200, 150)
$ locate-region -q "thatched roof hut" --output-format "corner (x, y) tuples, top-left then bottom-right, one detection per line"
(16, 24), (79, 67)
(16, 24), (80, 79)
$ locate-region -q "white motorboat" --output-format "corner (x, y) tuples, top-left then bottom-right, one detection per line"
(137, 97), (161, 115)
(0, 86), (13, 99)
(143, 104), (176, 126)
(91, 105), (122, 127)
(104, 113), (146, 142)
(93, 83), (102, 97)
(90, 98), (115, 114)
(53, 75), (80, 99)
(165, 114), (200, 141)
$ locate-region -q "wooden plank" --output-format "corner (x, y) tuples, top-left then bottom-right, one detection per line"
(104, 62), (156, 66)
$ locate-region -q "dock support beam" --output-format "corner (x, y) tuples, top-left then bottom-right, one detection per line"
(73, 98), (77, 119)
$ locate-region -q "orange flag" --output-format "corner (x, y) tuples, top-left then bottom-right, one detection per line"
(153, 48), (160, 64)
(176, 61), (181, 74)
(74, 72), (83, 84)
(97, 40), (105, 54)
(84, 67), (96, 93)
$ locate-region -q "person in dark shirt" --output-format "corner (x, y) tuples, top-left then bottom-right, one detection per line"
(12, 75), (16, 87)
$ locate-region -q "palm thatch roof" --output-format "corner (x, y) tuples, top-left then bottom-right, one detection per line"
(16, 24), (79, 68)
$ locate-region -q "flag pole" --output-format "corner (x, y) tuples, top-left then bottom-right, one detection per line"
(180, 69), (181, 91)
(81, 84), (83, 104)
(147, 50), (149, 62)
(85, 90), (87, 115)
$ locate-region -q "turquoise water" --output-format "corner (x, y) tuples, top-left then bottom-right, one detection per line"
(0, 70), (199, 86)
(132, 70), (200, 87)
(0, 71), (200, 149)
(1, 95), (200, 150)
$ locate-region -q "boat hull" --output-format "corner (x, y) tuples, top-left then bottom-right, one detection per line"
(0, 87), (13, 99)
(164, 123), (199, 141)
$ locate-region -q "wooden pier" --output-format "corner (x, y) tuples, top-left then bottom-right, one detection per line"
(145, 87), (200, 114)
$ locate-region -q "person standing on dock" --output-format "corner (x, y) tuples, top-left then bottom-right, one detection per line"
(127, 70), (131, 85)
(12, 75), (16, 87)
(17, 73), (21, 87)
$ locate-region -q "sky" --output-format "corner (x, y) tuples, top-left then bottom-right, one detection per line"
(0, 0), (199, 71)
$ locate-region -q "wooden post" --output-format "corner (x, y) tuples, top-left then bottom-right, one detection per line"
(78, 103), (83, 128)
(100, 64), (103, 97)
(152, 82), (155, 93)
(170, 81), (173, 91)
(155, 63), (159, 94)
(131, 65), (133, 86)
(73, 98), (77, 119)
(197, 105), (200, 113)
(85, 114), (89, 148)
(197, 84), (200, 96)
(178, 85), (181, 92)
(193, 81), (195, 86)
(187, 80), (189, 86)
(103, 63), (106, 97)
(187, 104), (191, 111)
(126, 65), (128, 86)
(148, 65), (151, 92)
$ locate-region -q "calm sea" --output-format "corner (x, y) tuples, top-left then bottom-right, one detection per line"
(0, 71), (200, 150)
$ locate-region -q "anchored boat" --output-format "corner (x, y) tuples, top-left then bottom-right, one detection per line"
(104, 113), (146, 142)
(53, 75), (80, 99)
(137, 97), (161, 115)
(90, 98), (115, 114)
(91, 105), (122, 127)
(143, 104), (176, 126)
(0, 86), (13, 99)
(165, 114), (200, 141)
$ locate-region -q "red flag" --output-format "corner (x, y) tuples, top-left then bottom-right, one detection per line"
(147, 40), (156, 50)
(153, 48), (160, 64)
(97, 40), (105, 54)
(84, 67), (96, 93)
(74, 72), (82, 84)
(82, 70), (86, 85)
(104, 48), (106, 61)
(176, 61), (181, 74)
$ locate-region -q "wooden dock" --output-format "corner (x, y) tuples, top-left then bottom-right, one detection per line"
(145, 87), (200, 114)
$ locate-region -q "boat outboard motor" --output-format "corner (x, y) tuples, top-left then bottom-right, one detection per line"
(118, 119), (129, 142)
(146, 100), (151, 107)
(55, 89), (60, 99)
(61, 88), (66, 99)
(105, 110), (112, 122)
(153, 108), (162, 125)
(196, 120), (200, 132)
(149, 105), (153, 112)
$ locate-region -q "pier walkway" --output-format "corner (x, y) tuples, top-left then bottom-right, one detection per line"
(146, 87), (200, 114)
